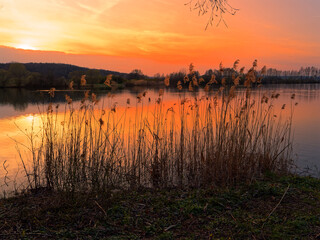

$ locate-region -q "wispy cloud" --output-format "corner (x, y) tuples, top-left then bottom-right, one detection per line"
(76, 0), (121, 17)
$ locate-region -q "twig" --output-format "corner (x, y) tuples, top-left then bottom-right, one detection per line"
(229, 212), (237, 223)
(164, 224), (177, 232)
(263, 184), (290, 227)
(94, 200), (107, 216)
(2, 160), (9, 187)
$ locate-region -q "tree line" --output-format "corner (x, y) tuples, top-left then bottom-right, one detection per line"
(0, 62), (319, 89)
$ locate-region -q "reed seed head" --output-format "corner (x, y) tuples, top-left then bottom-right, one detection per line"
(253, 59), (258, 68)
(104, 74), (112, 87)
(219, 62), (224, 74)
(84, 90), (90, 100)
(233, 59), (240, 70)
(188, 82), (194, 92)
(229, 86), (236, 98)
(209, 74), (217, 84)
(47, 103), (53, 112)
(192, 75), (198, 86)
(81, 75), (86, 86)
(65, 94), (72, 104)
(49, 88), (55, 98)
(234, 76), (240, 86)
(91, 93), (99, 104)
(204, 83), (210, 92)
(99, 118), (104, 126)
(137, 93), (142, 102)
(69, 81), (74, 90)
(164, 76), (170, 87)
(189, 63), (194, 74)
(221, 77), (226, 86)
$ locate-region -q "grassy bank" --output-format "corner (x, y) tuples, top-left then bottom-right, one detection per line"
(0, 174), (320, 239)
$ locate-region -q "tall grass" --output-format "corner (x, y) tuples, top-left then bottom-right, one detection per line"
(18, 61), (294, 193)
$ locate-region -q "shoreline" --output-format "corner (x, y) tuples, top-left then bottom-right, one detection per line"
(0, 79), (319, 91)
(1, 173), (319, 239)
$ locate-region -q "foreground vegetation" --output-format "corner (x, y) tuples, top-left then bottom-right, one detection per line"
(13, 61), (297, 194)
(1, 174), (320, 239)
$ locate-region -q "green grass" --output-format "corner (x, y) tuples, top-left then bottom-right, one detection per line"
(1, 174), (320, 239)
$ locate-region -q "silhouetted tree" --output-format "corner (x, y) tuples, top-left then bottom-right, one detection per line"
(8, 63), (28, 87)
(169, 71), (186, 86)
(128, 69), (145, 80)
(187, 0), (238, 29)
(0, 69), (8, 87)
(85, 69), (102, 84)
(26, 72), (42, 88)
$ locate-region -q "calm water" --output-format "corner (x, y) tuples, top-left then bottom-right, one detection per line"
(0, 84), (320, 193)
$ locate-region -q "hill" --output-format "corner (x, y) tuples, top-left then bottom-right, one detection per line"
(0, 62), (128, 79)
(0, 62), (129, 88)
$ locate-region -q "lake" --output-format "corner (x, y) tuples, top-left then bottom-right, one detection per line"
(0, 84), (320, 194)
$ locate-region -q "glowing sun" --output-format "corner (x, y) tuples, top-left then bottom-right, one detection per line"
(15, 44), (37, 50)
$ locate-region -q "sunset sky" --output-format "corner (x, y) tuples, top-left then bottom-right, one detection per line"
(0, 0), (319, 75)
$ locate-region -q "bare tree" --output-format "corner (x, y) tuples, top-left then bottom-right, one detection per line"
(186, 0), (238, 29)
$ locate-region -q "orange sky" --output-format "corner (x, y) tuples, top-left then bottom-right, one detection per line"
(0, 0), (319, 75)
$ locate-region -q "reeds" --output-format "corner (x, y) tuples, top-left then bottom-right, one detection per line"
(17, 62), (295, 194)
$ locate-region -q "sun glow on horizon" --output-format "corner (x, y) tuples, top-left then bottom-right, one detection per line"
(25, 114), (35, 122)
(15, 43), (38, 51)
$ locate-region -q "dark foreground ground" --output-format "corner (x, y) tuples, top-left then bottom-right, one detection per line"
(1, 174), (320, 239)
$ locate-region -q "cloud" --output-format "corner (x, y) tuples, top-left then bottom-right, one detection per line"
(50, 0), (121, 19)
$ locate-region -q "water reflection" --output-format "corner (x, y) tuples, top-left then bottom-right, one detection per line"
(0, 88), (30, 111)
(0, 84), (320, 194)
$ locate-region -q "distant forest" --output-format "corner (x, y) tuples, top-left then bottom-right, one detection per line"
(0, 63), (129, 88)
(0, 62), (319, 89)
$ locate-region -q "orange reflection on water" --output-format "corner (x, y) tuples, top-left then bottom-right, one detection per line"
(0, 88), (304, 194)
(0, 114), (42, 191)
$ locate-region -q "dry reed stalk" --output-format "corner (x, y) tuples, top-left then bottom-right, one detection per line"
(14, 62), (295, 194)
